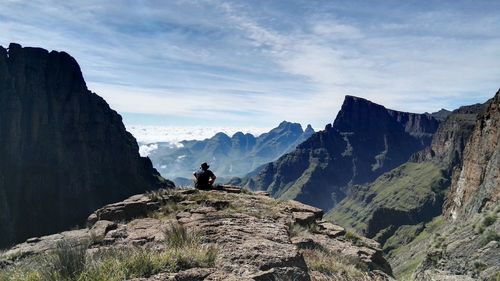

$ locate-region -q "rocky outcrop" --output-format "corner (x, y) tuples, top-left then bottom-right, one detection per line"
(250, 95), (439, 211)
(0, 43), (173, 248)
(148, 121), (315, 180)
(444, 90), (499, 220)
(0, 188), (393, 280)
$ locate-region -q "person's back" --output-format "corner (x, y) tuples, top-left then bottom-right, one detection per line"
(193, 163), (216, 190)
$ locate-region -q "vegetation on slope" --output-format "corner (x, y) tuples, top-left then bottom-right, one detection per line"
(0, 224), (216, 281)
(327, 162), (448, 240)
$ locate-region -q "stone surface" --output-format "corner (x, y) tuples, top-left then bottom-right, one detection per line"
(0, 43), (173, 248)
(316, 222), (346, 238)
(292, 212), (318, 226)
(1, 188), (393, 280)
(87, 194), (161, 225)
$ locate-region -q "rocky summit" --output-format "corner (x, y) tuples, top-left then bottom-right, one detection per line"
(0, 188), (394, 281)
(0, 43), (173, 248)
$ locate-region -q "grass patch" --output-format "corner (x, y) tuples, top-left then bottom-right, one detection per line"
(480, 230), (500, 247)
(389, 216), (444, 278)
(222, 196), (283, 220)
(483, 213), (497, 227)
(396, 254), (425, 281)
(343, 231), (363, 246)
(327, 162), (447, 235)
(163, 223), (199, 248)
(302, 249), (384, 281)
(287, 222), (318, 238)
(46, 240), (88, 280)
(0, 225), (216, 281)
(383, 224), (424, 253)
(149, 202), (191, 220)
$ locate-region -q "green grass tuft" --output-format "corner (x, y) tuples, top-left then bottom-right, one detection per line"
(0, 224), (217, 281)
(302, 248), (383, 281)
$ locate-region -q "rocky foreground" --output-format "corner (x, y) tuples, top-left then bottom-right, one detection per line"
(0, 187), (393, 280)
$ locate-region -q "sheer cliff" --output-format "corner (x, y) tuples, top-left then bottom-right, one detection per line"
(444, 90), (499, 220)
(0, 43), (173, 248)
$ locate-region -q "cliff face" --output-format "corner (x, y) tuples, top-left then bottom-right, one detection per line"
(251, 96), (439, 211)
(0, 43), (172, 248)
(414, 103), (485, 167)
(444, 90), (500, 220)
(412, 92), (499, 280)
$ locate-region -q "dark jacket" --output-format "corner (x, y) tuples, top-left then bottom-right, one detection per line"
(194, 168), (215, 189)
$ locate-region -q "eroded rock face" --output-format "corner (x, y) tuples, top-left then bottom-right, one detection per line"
(413, 103), (485, 167)
(444, 90), (500, 220)
(0, 43), (173, 248)
(1, 189), (393, 280)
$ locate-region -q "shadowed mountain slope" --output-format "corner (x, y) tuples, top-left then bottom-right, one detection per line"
(249, 96), (440, 211)
(0, 43), (172, 248)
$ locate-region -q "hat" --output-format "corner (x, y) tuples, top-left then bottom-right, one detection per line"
(201, 162), (210, 169)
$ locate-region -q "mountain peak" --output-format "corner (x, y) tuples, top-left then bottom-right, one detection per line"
(334, 95), (439, 135)
(304, 124), (315, 134)
(277, 120), (299, 128)
(272, 121), (303, 134)
(213, 132), (230, 138)
(3, 43), (86, 92)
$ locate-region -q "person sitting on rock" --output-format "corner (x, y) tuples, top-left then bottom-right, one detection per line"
(193, 162), (217, 190)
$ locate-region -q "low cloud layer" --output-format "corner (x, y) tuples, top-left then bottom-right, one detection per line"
(128, 125), (270, 144)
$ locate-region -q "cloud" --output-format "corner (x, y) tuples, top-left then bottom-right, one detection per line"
(138, 143), (158, 157)
(1, 0), (499, 129)
(127, 125), (270, 144)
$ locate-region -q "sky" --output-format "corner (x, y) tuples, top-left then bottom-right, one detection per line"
(1, 0), (499, 142)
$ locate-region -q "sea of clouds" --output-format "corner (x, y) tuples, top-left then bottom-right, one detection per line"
(127, 125), (270, 157)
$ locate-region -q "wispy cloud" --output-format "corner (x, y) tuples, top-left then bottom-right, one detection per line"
(1, 0), (499, 129)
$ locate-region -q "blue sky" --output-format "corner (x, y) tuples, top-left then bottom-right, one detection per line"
(1, 0), (499, 130)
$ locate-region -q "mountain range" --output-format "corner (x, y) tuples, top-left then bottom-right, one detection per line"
(146, 121), (314, 183)
(242, 96), (440, 211)
(235, 91), (499, 279)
